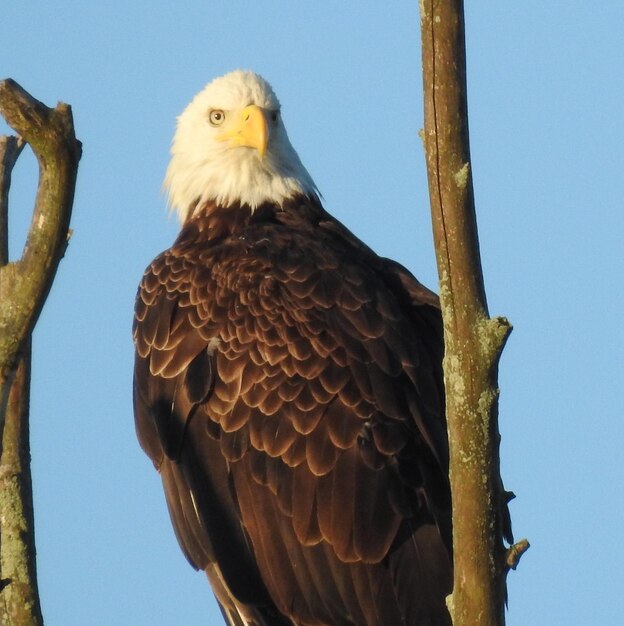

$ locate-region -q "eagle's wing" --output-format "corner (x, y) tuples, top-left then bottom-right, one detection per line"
(134, 216), (452, 625)
(134, 248), (294, 626)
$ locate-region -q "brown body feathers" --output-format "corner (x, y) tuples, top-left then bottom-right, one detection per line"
(134, 196), (453, 625)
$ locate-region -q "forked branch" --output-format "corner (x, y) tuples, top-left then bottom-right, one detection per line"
(0, 79), (81, 626)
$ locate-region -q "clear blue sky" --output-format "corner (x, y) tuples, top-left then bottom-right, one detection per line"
(2, 2), (623, 625)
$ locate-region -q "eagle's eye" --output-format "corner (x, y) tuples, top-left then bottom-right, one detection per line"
(209, 110), (226, 126)
(270, 111), (279, 124)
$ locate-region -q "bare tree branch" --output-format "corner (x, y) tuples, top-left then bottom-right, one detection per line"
(419, 3), (527, 624)
(0, 135), (25, 266)
(0, 79), (81, 384)
(0, 79), (81, 625)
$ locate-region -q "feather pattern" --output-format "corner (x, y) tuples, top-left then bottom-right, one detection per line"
(134, 195), (453, 625)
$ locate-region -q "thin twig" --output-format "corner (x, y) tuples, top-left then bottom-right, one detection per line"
(506, 539), (530, 571)
(0, 135), (25, 266)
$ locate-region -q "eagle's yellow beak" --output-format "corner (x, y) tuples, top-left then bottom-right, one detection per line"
(217, 104), (268, 159)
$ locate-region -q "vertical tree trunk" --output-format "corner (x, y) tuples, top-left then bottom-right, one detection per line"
(418, 2), (527, 624)
(0, 341), (43, 625)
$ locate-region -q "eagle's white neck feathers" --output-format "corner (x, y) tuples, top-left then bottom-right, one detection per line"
(164, 70), (318, 222)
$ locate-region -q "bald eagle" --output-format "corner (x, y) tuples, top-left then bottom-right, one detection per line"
(134, 70), (452, 626)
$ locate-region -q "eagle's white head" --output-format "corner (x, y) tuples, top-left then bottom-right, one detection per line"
(165, 70), (318, 222)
